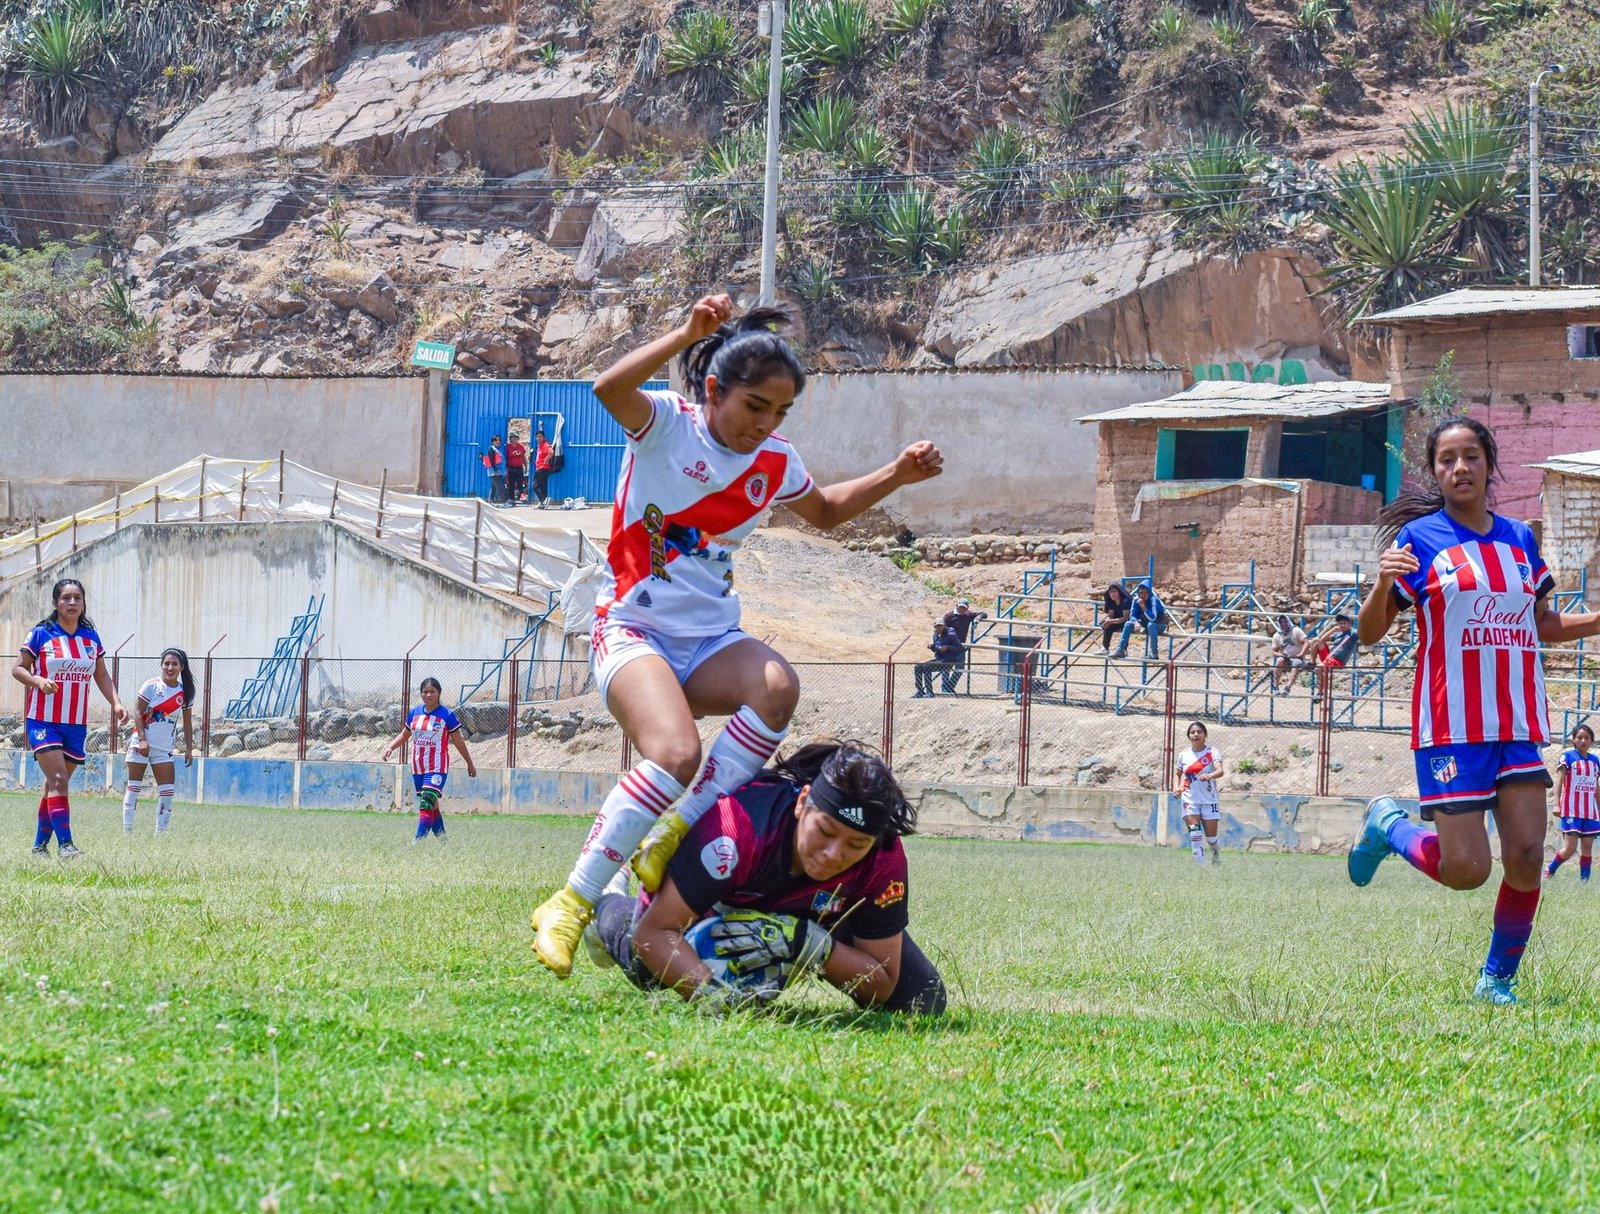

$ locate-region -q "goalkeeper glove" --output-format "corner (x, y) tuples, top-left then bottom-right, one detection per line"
(707, 911), (834, 978)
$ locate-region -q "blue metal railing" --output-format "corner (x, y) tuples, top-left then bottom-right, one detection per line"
(224, 595), (324, 720)
(456, 592), (563, 707)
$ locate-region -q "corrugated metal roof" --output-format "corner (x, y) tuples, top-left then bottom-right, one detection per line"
(1531, 449), (1600, 478)
(1364, 287), (1600, 324)
(1076, 379), (1393, 423)
(823, 362), (1181, 375)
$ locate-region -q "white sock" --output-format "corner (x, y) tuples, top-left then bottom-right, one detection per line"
(567, 761), (686, 903)
(676, 707), (786, 828)
(1189, 826), (1204, 857)
(155, 784), (174, 833)
(122, 783), (139, 831)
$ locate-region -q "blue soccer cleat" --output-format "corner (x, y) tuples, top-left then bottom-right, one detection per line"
(1347, 796), (1408, 887)
(1472, 969), (1518, 1006)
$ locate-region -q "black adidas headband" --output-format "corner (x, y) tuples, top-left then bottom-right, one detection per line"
(807, 768), (890, 838)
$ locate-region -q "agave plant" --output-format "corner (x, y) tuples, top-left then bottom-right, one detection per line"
(688, 132), (766, 236)
(1317, 160), (1464, 319)
(1147, 3), (1189, 48)
(874, 185), (939, 269)
(930, 205), (970, 266)
(1044, 88), (1084, 135)
(1291, 0), (1339, 60)
(1153, 131), (1264, 238)
(959, 125), (1033, 213)
(1210, 15), (1253, 56)
(1402, 100), (1518, 274)
(787, 93), (858, 154)
(847, 128), (897, 172)
(660, 9), (744, 100)
(1419, 0), (1471, 61)
(1084, 169), (1129, 222)
(790, 255), (842, 302)
(883, 0), (945, 35)
(785, 0), (876, 76)
(832, 178), (883, 229)
(731, 55), (803, 109)
(15, 9), (101, 133)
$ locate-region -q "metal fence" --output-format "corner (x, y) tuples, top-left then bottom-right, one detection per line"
(6, 646), (1592, 798)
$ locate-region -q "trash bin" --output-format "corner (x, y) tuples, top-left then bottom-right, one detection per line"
(1000, 632), (1044, 695)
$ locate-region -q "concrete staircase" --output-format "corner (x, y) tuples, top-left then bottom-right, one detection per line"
(1303, 524), (1378, 579)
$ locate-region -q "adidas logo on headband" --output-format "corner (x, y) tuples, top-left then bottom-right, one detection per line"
(835, 804), (865, 828)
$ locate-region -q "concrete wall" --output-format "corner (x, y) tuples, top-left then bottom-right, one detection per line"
(1388, 314), (1600, 520)
(1543, 470), (1600, 593)
(0, 374), (442, 518)
(778, 367), (1184, 534)
(0, 520), (534, 661)
(0, 748), (1395, 856)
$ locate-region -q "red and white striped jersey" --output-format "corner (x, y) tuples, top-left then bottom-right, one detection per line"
(137, 675), (187, 748)
(1393, 511), (1553, 750)
(597, 389), (814, 637)
(407, 704), (460, 775)
(1559, 748), (1600, 821)
(22, 622), (103, 726)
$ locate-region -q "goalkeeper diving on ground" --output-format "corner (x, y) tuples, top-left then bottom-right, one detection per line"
(583, 740), (946, 1015)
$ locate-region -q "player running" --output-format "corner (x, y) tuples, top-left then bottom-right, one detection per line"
(11, 578), (127, 858)
(1175, 720), (1225, 866)
(585, 741), (945, 1014)
(1545, 723), (1599, 883)
(383, 677), (477, 842)
(1347, 417), (1600, 1005)
(122, 648), (195, 834)
(530, 294), (943, 977)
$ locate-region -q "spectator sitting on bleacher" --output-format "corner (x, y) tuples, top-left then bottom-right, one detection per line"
(1314, 613), (1359, 670)
(1269, 614), (1311, 693)
(941, 598), (988, 692)
(913, 623), (962, 698)
(1100, 581), (1131, 653)
(1112, 581), (1168, 659)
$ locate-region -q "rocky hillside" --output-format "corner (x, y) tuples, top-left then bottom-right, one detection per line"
(0, 0), (1594, 377)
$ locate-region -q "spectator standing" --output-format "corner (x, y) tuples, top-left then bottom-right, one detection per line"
(1100, 581), (1131, 653)
(1113, 581), (1167, 659)
(913, 622), (962, 697)
(941, 598), (988, 692)
(506, 434), (528, 502)
(1313, 613), (1359, 671)
(533, 427), (554, 508)
(482, 435), (506, 502)
(1269, 614), (1310, 693)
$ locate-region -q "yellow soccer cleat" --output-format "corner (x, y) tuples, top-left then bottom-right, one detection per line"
(631, 811), (691, 893)
(530, 886), (595, 978)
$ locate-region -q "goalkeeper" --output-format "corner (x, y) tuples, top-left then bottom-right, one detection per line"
(587, 741), (946, 1015)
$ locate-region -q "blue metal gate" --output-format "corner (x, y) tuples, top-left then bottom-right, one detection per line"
(444, 378), (667, 502)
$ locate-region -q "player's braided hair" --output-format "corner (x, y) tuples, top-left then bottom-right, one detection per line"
(771, 739), (917, 841)
(35, 577), (95, 632)
(1376, 415), (1498, 549)
(161, 648), (196, 703)
(678, 303), (806, 406)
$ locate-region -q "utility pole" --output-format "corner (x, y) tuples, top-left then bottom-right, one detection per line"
(1529, 63), (1563, 288)
(757, 0), (785, 305)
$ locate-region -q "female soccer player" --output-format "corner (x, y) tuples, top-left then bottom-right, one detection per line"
(587, 741), (945, 1014)
(1175, 720), (1224, 866)
(1545, 723), (1599, 883)
(1347, 416), (1600, 1004)
(11, 578), (127, 858)
(122, 648), (195, 834)
(530, 294), (943, 977)
(383, 677), (477, 841)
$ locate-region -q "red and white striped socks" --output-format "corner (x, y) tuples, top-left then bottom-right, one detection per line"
(677, 707), (787, 829)
(568, 760), (686, 903)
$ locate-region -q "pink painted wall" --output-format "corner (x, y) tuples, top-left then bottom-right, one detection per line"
(1467, 402), (1597, 521)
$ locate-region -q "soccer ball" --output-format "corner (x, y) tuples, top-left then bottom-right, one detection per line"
(683, 913), (788, 1004)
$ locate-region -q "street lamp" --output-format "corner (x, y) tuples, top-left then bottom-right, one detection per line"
(756, 1), (785, 305)
(1529, 62), (1563, 288)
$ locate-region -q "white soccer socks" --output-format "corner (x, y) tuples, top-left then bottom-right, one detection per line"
(677, 707), (787, 829)
(155, 784), (174, 833)
(568, 761), (686, 904)
(122, 783), (139, 832)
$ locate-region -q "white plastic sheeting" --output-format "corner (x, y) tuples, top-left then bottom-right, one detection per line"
(0, 455), (603, 601)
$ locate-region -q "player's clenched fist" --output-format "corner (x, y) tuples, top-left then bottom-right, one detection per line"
(894, 441), (944, 484)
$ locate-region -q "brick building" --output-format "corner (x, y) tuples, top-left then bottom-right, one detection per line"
(1533, 449), (1600, 594)
(1080, 381), (1401, 596)
(1364, 287), (1600, 521)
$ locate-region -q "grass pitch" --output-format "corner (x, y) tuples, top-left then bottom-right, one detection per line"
(2, 794), (1598, 1213)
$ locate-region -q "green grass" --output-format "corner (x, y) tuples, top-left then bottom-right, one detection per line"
(3, 793), (1599, 1211)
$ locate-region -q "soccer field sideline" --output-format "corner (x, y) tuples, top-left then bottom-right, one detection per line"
(3, 793), (1598, 1212)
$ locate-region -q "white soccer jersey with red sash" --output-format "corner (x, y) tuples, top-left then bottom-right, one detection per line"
(597, 389), (814, 637)
(22, 622), (103, 725)
(137, 676), (187, 749)
(1559, 748), (1600, 822)
(1393, 511), (1553, 751)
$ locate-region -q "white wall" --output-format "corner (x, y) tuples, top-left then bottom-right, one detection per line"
(781, 367), (1183, 534)
(1, 374), (440, 518)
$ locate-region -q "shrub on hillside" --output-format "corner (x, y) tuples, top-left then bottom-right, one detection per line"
(0, 240), (155, 369)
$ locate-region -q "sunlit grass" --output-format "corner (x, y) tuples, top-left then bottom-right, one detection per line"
(1, 794), (1597, 1211)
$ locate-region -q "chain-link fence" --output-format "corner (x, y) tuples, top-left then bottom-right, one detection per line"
(10, 644), (1598, 799)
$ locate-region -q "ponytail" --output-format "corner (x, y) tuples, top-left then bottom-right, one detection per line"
(162, 647), (196, 703)
(678, 303), (806, 405)
(1376, 415), (1498, 549)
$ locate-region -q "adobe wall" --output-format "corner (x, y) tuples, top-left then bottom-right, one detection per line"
(1388, 314), (1600, 520)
